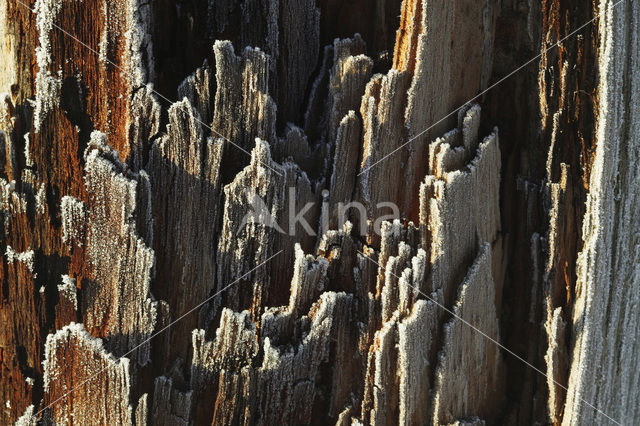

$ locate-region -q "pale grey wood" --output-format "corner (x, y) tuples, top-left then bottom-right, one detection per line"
(562, 1), (640, 424)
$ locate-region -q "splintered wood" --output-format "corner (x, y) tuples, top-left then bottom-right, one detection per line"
(0, 0), (501, 422)
(42, 323), (136, 425)
(561, 1), (640, 424)
(1, 0), (638, 424)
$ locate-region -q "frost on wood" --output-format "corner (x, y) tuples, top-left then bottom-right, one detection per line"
(258, 291), (352, 424)
(562, 1), (640, 424)
(323, 35), (371, 149)
(361, 316), (399, 425)
(272, 124), (315, 174)
(544, 306), (567, 424)
(431, 243), (503, 424)
(150, 376), (192, 426)
(353, 104), (502, 425)
(6, 0), (640, 423)
(60, 196), (86, 247)
(82, 131), (157, 365)
(0, 178), (28, 214)
(31, 0), (157, 161)
(33, 0), (63, 133)
(5, 246), (35, 272)
(322, 36), (373, 225)
(124, 0), (155, 87)
(42, 323), (134, 425)
(189, 309), (258, 425)
(327, 111), (361, 228)
(177, 62), (214, 124)
(147, 96), (223, 364)
(1, 245), (42, 423)
(15, 405), (36, 426)
(279, 34), (371, 182)
(542, 163), (572, 424)
(398, 300), (438, 425)
(55, 274), (79, 327)
(57, 274), (77, 311)
(405, 0), (496, 190)
(215, 139), (319, 321)
(187, 286), (350, 424)
(544, 164), (574, 309)
(191, 232), (356, 424)
(0, 7), (16, 94)
(135, 393), (148, 426)
(286, 244), (328, 316)
(215, 139), (284, 321)
(421, 105), (501, 308)
(129, 85), (161, 171)
(356, 69), (411, 226)
(359, 222), (433, 425)
(212, 41), (277, 177)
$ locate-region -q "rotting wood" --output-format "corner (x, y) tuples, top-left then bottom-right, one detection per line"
(0, 0), (639, 425)
(42, 323), (137, 425)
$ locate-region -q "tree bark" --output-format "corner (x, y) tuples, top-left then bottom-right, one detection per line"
(0, 0), (638, 425)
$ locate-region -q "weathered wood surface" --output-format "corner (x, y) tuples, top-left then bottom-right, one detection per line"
(0, 0), (638, 425)
(562, 1), (640, 424)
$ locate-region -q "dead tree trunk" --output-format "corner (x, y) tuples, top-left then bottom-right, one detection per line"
(1, 0), (638, 425)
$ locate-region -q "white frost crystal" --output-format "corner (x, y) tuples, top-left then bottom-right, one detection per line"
(33, 0), (63, 132)
(58, 275), (78, 310)
(5, 246), (35, 273)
